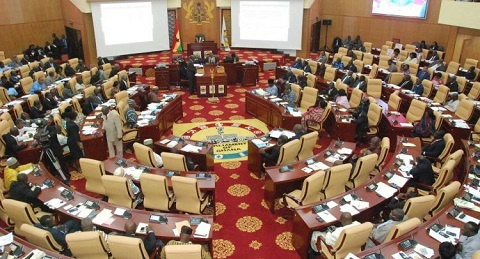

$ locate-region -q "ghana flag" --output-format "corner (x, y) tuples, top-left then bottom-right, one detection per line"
(172, 18), (183, 53)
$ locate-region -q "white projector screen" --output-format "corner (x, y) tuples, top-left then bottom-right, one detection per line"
(231, 0), (304, 50)
(91, 0), (169, 57)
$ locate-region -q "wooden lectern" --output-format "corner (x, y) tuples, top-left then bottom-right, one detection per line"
(187, 42), (217, 59)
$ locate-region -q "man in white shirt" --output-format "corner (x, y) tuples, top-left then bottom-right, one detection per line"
(310, 212), (360, 254)
(101, 106), (123, 157)
(445, 93), (459, 112)
(456, 222), (480, 259)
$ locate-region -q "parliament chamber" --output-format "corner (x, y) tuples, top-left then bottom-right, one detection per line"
(1, 0), (480, 258)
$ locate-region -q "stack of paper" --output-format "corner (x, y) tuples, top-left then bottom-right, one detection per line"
(93, 209), (114, 225)
(194, 222), (211, 238)
(340, 203), (359, 215)
(44, 198), (66, 209)
(287, 107), (302, 117)
(388, 174), (409, 188)
(255, 89), (266, 96)
(135, 222), (149, 234)
(337, 148), (353, 155)
(166, 141), (178, 148)
(159, 139), (170, 145)
(251, 139), (266, 148)
(414, 243), (434, 258)
(350, 200), (369, 210)
(181, 144), (202, 153)
(375, 182), (397, 198)
(392, 252), (422, 259)
(400, 122), (413, 127)
(308, 162), (329, 171)
(402, 142), (416, 147)
(317, 210), (336, 223)
(124, 167), (143, 180)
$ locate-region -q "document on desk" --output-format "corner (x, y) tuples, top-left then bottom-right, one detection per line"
(166, 140), (178, 148)
(388, 174), (409, 188)
(93, 209), (113, 225)
(287, 107), (302, 117)
(251, 139), (266, 148)
(339, 204), (359, 215)
(194, 222), (211, 238)
(350, 200), (369, 210)
(400, 123), (413, 127)
(337, 148), (353, 155)
(402, 142), (416, 147)
(181, 144), (202, 153)
(396, 154), (414, 161)
(0, 232), (13, 246)
(269, 129), (283, 138)
(392, 251), (422, 259)
(308, 162), (329, 171)
(414, 243), (434, 258)
(455, 212), (480, 224)
(375, 182), (397, 199)
(44, 198), (66, 209)
(78, 208), (94, 219)
(317, 210), (336, 223)
(159, 138), (170, 145)
(124, 167), (143, 180)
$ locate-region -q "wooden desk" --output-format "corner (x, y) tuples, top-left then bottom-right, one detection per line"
(221, 62), (259, 86)
(29, 163), (214, 251)
(80, 114), (108, 161)
(187, 42), (217, 59)
(245, 91), (301, 130)
(195, 65), (228, 97)
(264, 140), (356, 213)
(153, 135), (214, 171)
(154, 67), (170, 90)
(292, 137), (421, 258)
(328, 105), (357, 142)
(0, 228), (70, 258)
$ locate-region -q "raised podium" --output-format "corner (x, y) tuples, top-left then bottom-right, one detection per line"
(187, 42), (217, 59)
(195, 64), (227, 97)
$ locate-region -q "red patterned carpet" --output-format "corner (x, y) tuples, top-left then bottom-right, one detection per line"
(69, 51), (334, 259)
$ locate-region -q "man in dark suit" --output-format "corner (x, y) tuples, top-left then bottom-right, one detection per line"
(10, 173), (52, 211)
(352, 75), (367, 92)
(109, 64), (121, 78)
(447, 75), (459, 93)
(35, 215), (80, 255)
(3, 127), (27, 158)
(283, 70), (297, 84)
(187, 57), (197, 94)
(42, 92), (58, 111)
(399, 75), (413, 90)
(97, 56), (109, 66)
(340, 70), (355, 86)
(291, 124), (306, 141)
(119, 74), (129, 91)
(422, 130), (446, 158)
(321, 82), (338, 100)
(30, 100), (48, 119)
(408, 156), (435, 187)
(122, 220), (162, 256)
(42, 57), (58, 70)
(259, 135), (288, 167)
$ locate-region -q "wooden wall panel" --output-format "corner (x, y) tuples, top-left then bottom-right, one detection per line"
(179, 0), (220, 50)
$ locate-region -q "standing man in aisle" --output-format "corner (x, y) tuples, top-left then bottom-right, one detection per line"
(187, 56), (197, 94)
(101, 106), (123, 158)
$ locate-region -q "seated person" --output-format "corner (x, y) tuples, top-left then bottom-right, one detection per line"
(62, 82), (75, 99)
(42, 92), (58, 111)
(109, 64), (121, 78)
(4, 157), (32, 191)
(317, 51), (328, 63)
(400, 64), (410, 75)
(125, 99), (138, 128)
(3, 126), (27, 157)
(56, 125), (69, 153)
(344, 60), (357, 73)
(387, 59), (398, 73)
(408, 155), (435, 187)
(259, 135), (288, 167)
(205, 52), (218, 64)
(422, 130), (446, 158)
(403, 52), (418, 65)
(427, 50), (439, 61)
(352, 75), (367, 92)
(391, 48), (400, 60)
(110, 81), (120, 98)
(30, 100), (49, 119)
(143, 138), (163, 167)
(412, 78), (424, 95)
(412, 110), (435, 138)
(147, 86), (160, 104)
(1, 76), (17, 98)
(30, 77), (46, 94)
(35, 215), (81, 255)
(382, 190), (418, 221)
(119, 74), (129, 91)
(332, 58), (344, 69)
(15, 118), (35, 137)
(429, 59), (446, 72)
(455, 222), (480, 259)
(365, 208), (407, 249)
(75, 77), (86, 93)
(336, 89), (350, 108)
(301, 100), (327, 129)
(465, 66), (477, 81)
(432, 72), (444, 86)
(10, 173), (50, 211)
(45, 71), (56, 85)
(340, 70), (355, 86)
(280, 84), (297, 107)
(446, 75), (459, 93)
(121, 220), (164, 256)
(64, 64), (76, 77)
(439, 242), (456, 259)
(363, 136), (381, 157)
(347, 49), (357, 60)
(297, 75), (307, 89)
(399, 74), (413, 89)
(265, 79), (279, 96)
(283, 70), (297, 84)
(160, 226), (211, 259)
(292, 58), (303, 69)
(417, 66), (430, 82)
(309, 212), (360, 255)
(302, 60), (311, 73)
(321, 82), (337, 100)
(94, 88), (105, 103)
(445, 93), (459, 112)
(291, 124), (306, 141)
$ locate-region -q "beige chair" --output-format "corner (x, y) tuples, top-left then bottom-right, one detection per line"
(115, 91), (129, 106)
(28, 61), (40, 70)
(101, 175), (137, 208)
(463, 58), (478, 69)
(353, 60), (364, 74)
(82, 70), (92, 85)
(0, 120), (10, 156)
(421, 111), (443, 144)
(379, 218), (422, 245)
(80, 158), (106, 196)
(472, 250), (480, 259)
(366, 79), (382, 99)
(468, 82), (480, 100)
(108, 235), (152, 259)
(378, 55), (391, 70)
(133, 143), (160, 168)
(299, 87), (318, 112)
(347, 154), (378, 189)
(459, 93), (467, 102)
(426, 181), (461, 219)
(102, 80), (114, 99)
(140, 174), (174, 212)
(457, 77), (467, 93)
(362, 53), (374, 66)
(27, 94), (41, 110)
(13, 104), (23, 120)
(473, 118), (480, 141)
(3, 199), (47, 236)
(422, 79), (433, 98)
(276, 139), (301, 165)
(19, 65), (30, 78)
(363, 42), (372, 53)
(164, 244), (202, 259)
(409, 63), (419, 75)
(72, 97), (83, 114)
(388, 72), (404, 86)
(284, 171), (325, 209)
(432, 149), (464, 175)
(0, 191), (12, 227)
(0, 111), (14, 127)
(0, 87), (11, 105)
(405, 44), (416, 53)
(66, 231), (110, 259)
(33, 71), (45, 82)
(171, 176), (210, 215)
(338, 47), (348, 56)
(292, 68), (303, 78)
(56, 82), (65, 98)
(367, 103), (382, 136)
(20, 76), (33, 94)
(349, 88), (363, 108)
(372, 137), (390, 176)
(324, 67), (337, 82)
(455, 99), (475, 121)
(405, 99), (427, 123)
(403, 195), (436, 220)
(446, 61), (460, 75)
(321, 164), (352, 199)
(416, 160), (455, 196)
(335, 80), (348, 93)
(398, 50), (408, 62)
(366, 64), (379, 79)
(306, 73), (316, 88)
(20, 224), (63, 253)
(117, 70), (130, 86)
(68, 58), (79, 69)
(308, 60), (318, 74)
(387, 93), (402, 111)
(291, 83), (302, 104)
(432, 133), (455, 166)
(306, 103), (332, 135)
(59, 102), (71, 115)
(161, 152), (188, 171)
(433, 85), (450, 104)
(297, 131), (318, 160)
(352, 50), (363, 61)
(116, 100), (128, 125)
(83, 85), (95, 99)
(341, 56), (352, 67)
(102, 63), (112, 78)
(319, 222), (373, 259)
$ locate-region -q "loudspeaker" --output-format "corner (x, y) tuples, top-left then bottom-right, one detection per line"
(322, 19), (332, 26)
